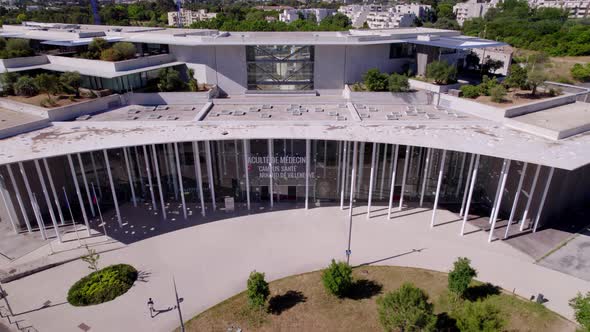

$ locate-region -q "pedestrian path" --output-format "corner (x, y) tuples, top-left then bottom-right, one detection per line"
(0, 205), (586, 332)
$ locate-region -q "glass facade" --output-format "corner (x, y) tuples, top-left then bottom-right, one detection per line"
(80, 65), (175, 93)
(246, 45), (314, 91)
(1, 139), (547, 236)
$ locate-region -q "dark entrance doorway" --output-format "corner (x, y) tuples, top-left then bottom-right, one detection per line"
(287, 186), (297, 200)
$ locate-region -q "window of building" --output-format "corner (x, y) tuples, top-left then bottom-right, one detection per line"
(389, 43), (415, 59)
(246, 45), (314, 91)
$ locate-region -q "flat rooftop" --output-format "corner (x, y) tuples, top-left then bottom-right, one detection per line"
(0, 94), (588, 171)
(0, 23), (507, 47)
(511, 102), (590, 133)
(0, 107), (45, 131)
(76, 104), (205, 122)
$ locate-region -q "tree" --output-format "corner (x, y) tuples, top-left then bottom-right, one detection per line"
(157, 68), (187, 92)
(436, 3), (456, 20)
(570, 292), (590, 331)
(60, 71), (82, 97)
(363, 68), (389, 91)
(505, 64), (528, 89)
(321, 259), (353, 297)
(455, 300), (505, 332)
(247, 270), (269, 309)
(0, 71), (20, 95)
(388, 73), (409, 92)
(377, 283), (436, 332)
(14, 76), (38, 97)
(112, 42), (136, 60)
(100, 48), (122, 61)
(426, 60), (457, 85)
(481, 57), (504, 75)
(448, 257), (477, 298)
(0, 38), (34, 59)
(187, 68), (199, 92)
(34, 73), (61, 100)
(85, 37), (109, 59)
(81, 244), (100, 272)
(527, 69), (546, 96)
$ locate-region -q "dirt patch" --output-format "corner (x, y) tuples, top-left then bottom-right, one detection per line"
(4, 94), (96, 108)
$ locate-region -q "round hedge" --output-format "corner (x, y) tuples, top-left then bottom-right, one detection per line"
(67, 264), (138, 306)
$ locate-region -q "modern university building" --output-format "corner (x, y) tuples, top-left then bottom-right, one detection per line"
(0, 22), (589, 249)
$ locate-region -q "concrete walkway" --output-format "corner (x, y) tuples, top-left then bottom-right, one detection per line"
(0, 204), (588, 332)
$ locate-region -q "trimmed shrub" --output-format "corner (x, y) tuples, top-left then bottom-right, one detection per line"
(377, 282), (436, 332)
(570, 292), (590, 331)
(455, 300), (505, 332)
(490, 85), (507, 103)
(111, 42), (136, 61)
(14, 76), (38, 97)
(388, 73), (409, 92)
(100, 48), (122, 62)
(67, 264), (138, 306)
(448, 257), (477, 298)
(363, 68), (388, 91)
(322, 259), (353, 297)
(247, 270), (270, 309)
(478, 75), (499, 96)
(460, 85), (481, 98)
(425, 60), (457, 85)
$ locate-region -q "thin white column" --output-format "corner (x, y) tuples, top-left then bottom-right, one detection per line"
(77, 154), (96, 217)
(133, 146), (145, 197)
(234, 140), (240, 183)
(398, 146), (410, 211)
(407, 146), (414, 180)
(89, 152), (102, 198)
(19, 162), (43, 232)
(504, 162), (528, 239)
(34, 160), (62, 242)
(150, 145), (166, 220)
(142, 145), (157, 212)
(305, 139), (311, 210)
(488, 159), (511, 242)
(340, 141), (349, 210)
(192, 142), (205, 216)
(103, 150), (122, 227)
(123, 148), (137, 207)
(42, 159), (65, 226)
(243, 140), (251, 210)
(356, 142), (365, 195)
(205, 141), (216, 210)
(268, 139), (274, 208)
(455, 153), (467, 197)
(162, 144), (171, 191)
(323, 140), (328, 177)
(430, 150), (447, 228)
(367, 142), (377, 218)
(174, 143), (187, 219)
(488, 163), (505, 225)
(346, 141), (359, 264)
(520, 164), (541, 231)
(31, 193), (46, 240)
(533, 167), (554, 233)
(379, 144), (388, 199)
(419, 148), (432, 207)
(7, 164), (32, 232)
(460, 154), (475, 216)
(387, 145), (399, 219)
(336, 141), (342, 195)
(349, 141), (359, 217)
(0, 175), (18, 233)
(461, 154), (480, 236)
(67, 155), (90, 236)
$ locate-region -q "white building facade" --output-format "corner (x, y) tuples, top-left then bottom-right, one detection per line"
(528, 0), (590, 18)
(279, 8), (336, 24)
(167, 9), (217, 27)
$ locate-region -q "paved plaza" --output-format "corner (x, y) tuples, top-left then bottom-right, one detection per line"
(0, 203), (588, 332)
